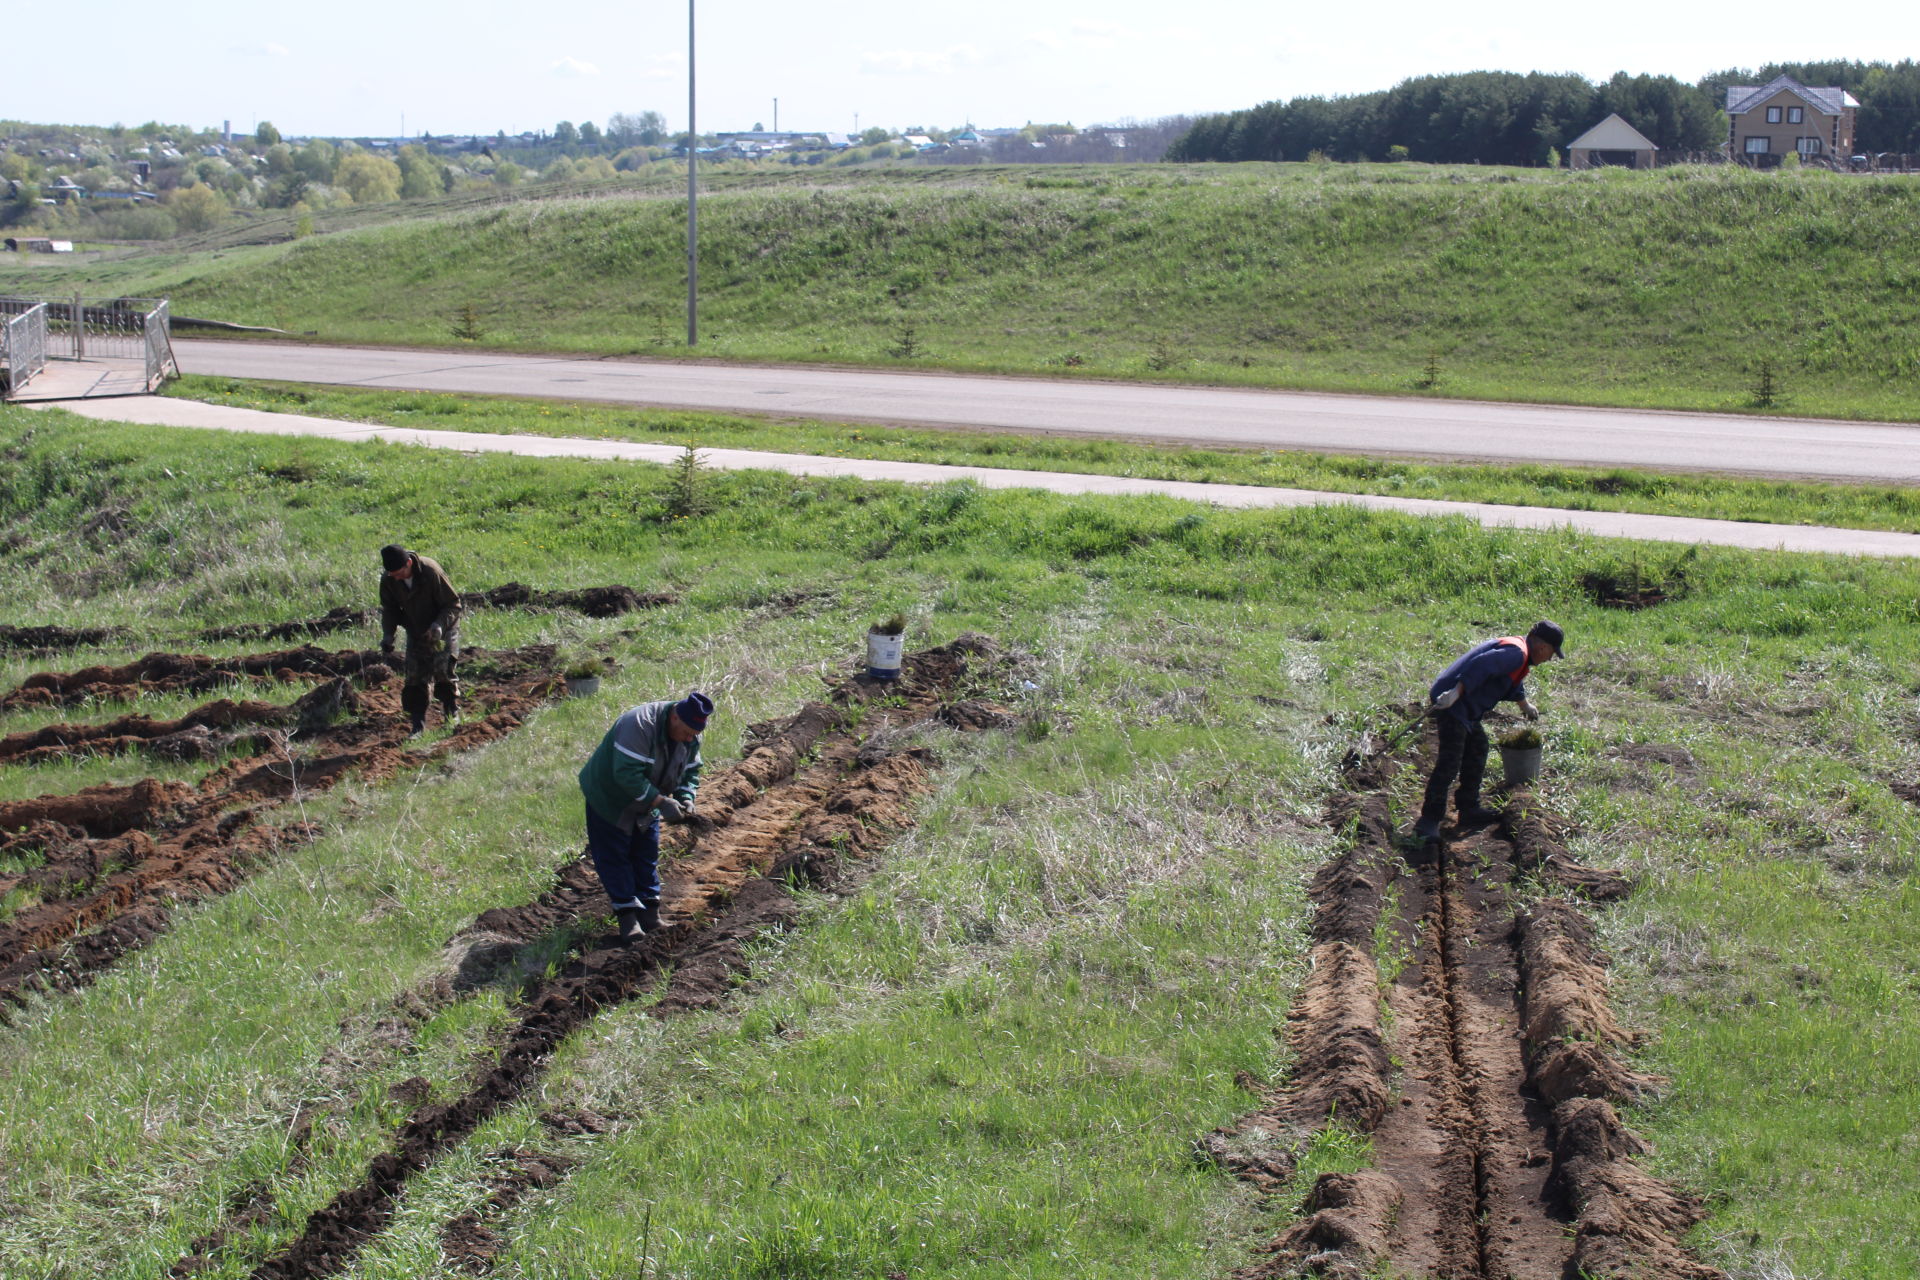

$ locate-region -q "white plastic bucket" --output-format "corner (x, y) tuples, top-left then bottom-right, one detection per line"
(866, 630), (905, 680)
(565, 675), (601, 698)
(1500, 744), (1542, 786)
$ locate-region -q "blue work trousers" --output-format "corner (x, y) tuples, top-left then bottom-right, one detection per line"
(585, 802), (660, 911)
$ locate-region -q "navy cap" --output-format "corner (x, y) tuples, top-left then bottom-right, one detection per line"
(675, 691), (713, 730)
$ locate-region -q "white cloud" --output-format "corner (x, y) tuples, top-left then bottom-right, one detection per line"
(1071, 19), (1139, 40)
(861, 44), (983, 76)
(231, 42), (290, 57)
(632, 53), (679, 81)
(549, 57), (602, 78)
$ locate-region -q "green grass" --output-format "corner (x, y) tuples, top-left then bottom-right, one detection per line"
(8, 162), (1920, 420)
(170, 375), (1920, 535)
(0, 401), (1915, 1278)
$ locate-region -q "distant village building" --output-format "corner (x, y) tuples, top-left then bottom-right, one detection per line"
(5, 237), (74, 253)
(1725, 74), (1858, 163)
(1566, 114), (1658, 169)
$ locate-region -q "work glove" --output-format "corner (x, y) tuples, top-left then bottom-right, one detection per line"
(423, 623), (443, 652)
(379, 630), (396, 657)
(1520, 699), (1541, 721)
(1431, 683), (1462, 711)
(655, 795), (686, 823)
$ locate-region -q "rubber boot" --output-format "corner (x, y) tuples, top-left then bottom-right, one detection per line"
(401, 684), (430, 737)
(1457, 803), (1503, 826)
(638, 899), (661, 933)
(434, 680), (458, 726)
(615, 907), (646, 943)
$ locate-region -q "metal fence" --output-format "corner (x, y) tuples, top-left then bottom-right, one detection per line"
(0, 294), (175, 393)
(142, 298), (178, 387)
(0, 300), (50, 394)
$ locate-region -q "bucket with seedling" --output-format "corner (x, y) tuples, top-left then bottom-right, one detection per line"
(866, 614), (907, 680)
(564, 656), (605, 698)
(1499, 725), (1543, 785)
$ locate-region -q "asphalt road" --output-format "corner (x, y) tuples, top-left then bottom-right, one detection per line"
(174, 340), (1920, 484)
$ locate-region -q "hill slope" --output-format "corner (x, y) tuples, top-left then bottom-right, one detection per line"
(6, 163), (1919, 417)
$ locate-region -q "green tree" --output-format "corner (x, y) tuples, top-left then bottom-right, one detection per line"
(554, 120), (579, 145)
(860, 126), (890, 145)
(255, 121), (281, 147)
(170, 183), (229, 232)
(293, 140), (336, 182)
(493, 160), (523, 187)
(397, 145), (442, 198)
(578, 121), (602, 145)
(335, 152), (402, 203)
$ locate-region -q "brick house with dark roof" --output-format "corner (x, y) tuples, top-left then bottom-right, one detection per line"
(1725, 74), (1858, 162)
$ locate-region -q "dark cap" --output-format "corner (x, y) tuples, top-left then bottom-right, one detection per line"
(1528, 619), (1566, 656)
(380, 544), (411, 572)
(675, 691), (713, 731)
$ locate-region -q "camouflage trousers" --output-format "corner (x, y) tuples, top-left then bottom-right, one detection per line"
(402, 630), (460, 717)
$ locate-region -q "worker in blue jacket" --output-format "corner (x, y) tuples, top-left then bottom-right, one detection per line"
(578, 691), (713, 941)
(1414, 620), (1564, 840)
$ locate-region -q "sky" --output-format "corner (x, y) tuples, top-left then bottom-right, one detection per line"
(13, 0), (1919, 139)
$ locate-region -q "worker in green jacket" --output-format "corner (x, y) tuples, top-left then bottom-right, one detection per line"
(578, 692), (712, 941)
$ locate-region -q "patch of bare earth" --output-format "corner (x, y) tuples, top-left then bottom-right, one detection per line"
(1207, 718), (1721, 1279)
(0, 645), (567, 1011)
(221, 637), (1010, 1280)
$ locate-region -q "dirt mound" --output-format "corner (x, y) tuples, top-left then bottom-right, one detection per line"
(1212, 714), (1722, 1279)
(0, 646), (565, 1011)
(0, 622), (125, 652)
(243, 637), (1007, 1280)
(463, 582), (674, 617)
(0, 683), (352, 766)
(1, 645), (386, 711)
(1549, 1098), (1722, 1280)
(1581, 570), (1686, 610)
(1506, 798), (1634, 901)
(1, 588), (672, 656)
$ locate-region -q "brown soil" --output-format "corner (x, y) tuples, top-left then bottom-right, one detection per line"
(0, 586), (672, 655)
(1581, 571), (1683, 610)
(0, 646), (566, 1011)
(440, 1151), (578, 1274)
(1215, 715), (1723, 1280)
(241, 637), (1007, 1280)
(0, 622), (125, 652)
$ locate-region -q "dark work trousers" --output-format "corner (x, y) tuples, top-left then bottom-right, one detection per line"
(1420, 713), (1488, 826)
(585, 802), (661, 927)
(401, 630), (460, 721)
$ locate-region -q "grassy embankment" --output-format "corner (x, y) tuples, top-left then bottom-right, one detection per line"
(6, 163), (1920, 420)
(0, 403), (1915, 1278)
(173, 375), (1920, 535)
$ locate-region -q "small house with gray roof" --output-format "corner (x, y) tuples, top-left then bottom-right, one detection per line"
(1567, 113), (1658, 169)
(1725, 74), (1857, 163)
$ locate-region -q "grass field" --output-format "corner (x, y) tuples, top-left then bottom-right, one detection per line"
(0, 401), (1915, 1278)
(170, 375), (1920, 536)
(7, 162), (1920, 421)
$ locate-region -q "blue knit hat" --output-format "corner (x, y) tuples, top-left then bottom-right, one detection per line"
(675, 691), (713, 730)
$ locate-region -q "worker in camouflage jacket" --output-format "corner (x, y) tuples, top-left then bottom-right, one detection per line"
(377, 544), (462, 736)
(578, 691), (712, 942)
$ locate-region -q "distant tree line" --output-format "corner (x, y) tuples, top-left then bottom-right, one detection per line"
(1168, 61), (1920, 165)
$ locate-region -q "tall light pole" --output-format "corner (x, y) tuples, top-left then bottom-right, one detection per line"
(685, 0), (698, 347)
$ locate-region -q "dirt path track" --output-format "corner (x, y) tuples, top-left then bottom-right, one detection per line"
(0, 644), (564, 1011)
(1209, 721), (1721, 1279)
(215, 638), (1010, 1280)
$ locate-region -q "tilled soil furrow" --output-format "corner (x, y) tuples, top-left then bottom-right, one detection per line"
(238, 638), (1002, 1280)
(1218, 716), (1723, 1280)
(0, 647), (564, 1011)
(0, 585), (671, 658)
